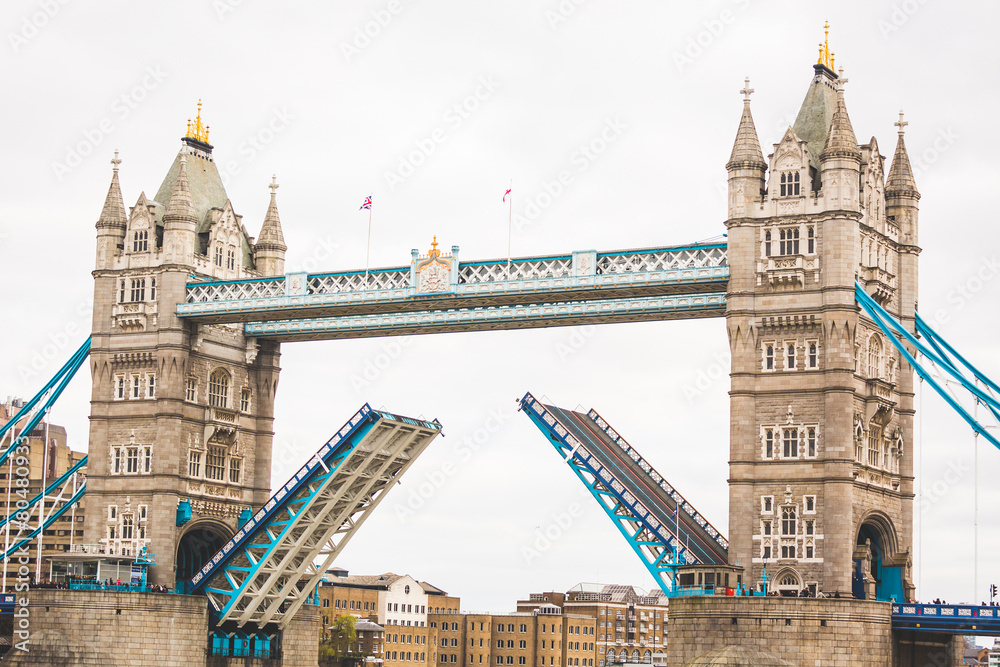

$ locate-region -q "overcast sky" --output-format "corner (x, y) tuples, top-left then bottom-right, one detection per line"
(2, 1), (1000, 614)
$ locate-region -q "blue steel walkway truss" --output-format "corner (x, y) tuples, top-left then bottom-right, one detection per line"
(191, 404), (442, 628)
(893, 603), (1000, 636)
(519, 393), (727, 594)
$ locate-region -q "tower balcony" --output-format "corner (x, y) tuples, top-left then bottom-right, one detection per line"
(112, 302), (158, 332)
(861, 266), (897, 305)
(204, 406), (239, 445)
(756, 254), (819, 289)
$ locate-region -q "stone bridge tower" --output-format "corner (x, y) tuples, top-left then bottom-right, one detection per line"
(724, 45), (920, 599)
(88, 104), (287, 587)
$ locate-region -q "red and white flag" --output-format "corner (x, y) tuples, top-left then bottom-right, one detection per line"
(503, 188), (511, 203)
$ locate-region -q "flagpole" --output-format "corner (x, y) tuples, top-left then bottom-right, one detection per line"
(506, 179), (512, 279)
(364, 195), (373, 289)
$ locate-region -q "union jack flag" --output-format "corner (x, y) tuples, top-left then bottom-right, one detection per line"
(359, 195), (372, 210)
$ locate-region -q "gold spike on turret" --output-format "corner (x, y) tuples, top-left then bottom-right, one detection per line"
(184, 99), (211, 144)
(817, 21), (835, 71)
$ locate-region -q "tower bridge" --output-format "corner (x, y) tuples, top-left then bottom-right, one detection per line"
(4, 33), (1000, 667)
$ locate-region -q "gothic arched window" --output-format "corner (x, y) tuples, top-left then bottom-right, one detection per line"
(868, 335), (884, 379)
(208, 369), (230, 408)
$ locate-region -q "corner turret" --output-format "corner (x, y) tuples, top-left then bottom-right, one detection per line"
(820, 74), (861, 210)
(726, 78), (767, 218)
(255, 175), (287, 277)
(885, 111), (920, 248)
(95, 151), (127, 270)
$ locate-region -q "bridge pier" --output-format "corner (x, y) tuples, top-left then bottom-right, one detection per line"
(1, 590), (318, 666)
(891, 631), (964, 667)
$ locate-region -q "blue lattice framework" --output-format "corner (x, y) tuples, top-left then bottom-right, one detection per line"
(892, 603), (1000, 636)
(519, 393), (728, 594)
(191, 404), (442, 628)
(0, 455), (87, 560)
(855, 283), (1000, 451)
(176, 242), (729, 337)
(0, 339), (90, 562)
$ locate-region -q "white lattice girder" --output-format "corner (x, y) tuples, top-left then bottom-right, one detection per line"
(243, 293), (726, 342)
(206, 418), (439, 628)
(178, 244), (728, 325)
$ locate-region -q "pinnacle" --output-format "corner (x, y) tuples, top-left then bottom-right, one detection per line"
(820, 88), (860, 161)
(97, 154), (127, 228)
(886, 132), (920, 199)
(165, 155), (195, 219)
(727, 97), (766, 171)
(257, 174), (286, 250)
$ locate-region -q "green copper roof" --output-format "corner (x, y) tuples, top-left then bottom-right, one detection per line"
(791, 65), (840, 168)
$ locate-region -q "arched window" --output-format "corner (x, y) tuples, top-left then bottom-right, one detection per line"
(778, 573), (798, 587)
(214, 244), (224, 266)
(631, 650), (640, 662)
(208, 369), (230, 408)
(606, 650), (616, 663)
(764, 230), (772, 257)
(133, 230), (148, 252)
(227, 246), (236, 270)
(121, 514), (134, 540)
(868, 335), (883, 379)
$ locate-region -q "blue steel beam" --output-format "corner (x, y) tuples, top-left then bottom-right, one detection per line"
(0, 477), (86, 561)
(193, 405), (441, 628)
(0, 455), (87, 533)
(243, 293), (727, 342)
(177, 242), (728, 325)
(855, 283), (1000, 451)
(519, 393), (726, 594)
(893, 603), (1000, 636)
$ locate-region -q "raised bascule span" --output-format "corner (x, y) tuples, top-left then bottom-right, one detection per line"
(176, 241), (729, 340)
(519, 392), (728, 595)
(189, 404), (442, 629)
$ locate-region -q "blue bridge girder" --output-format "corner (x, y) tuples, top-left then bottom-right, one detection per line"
(191, 404), (442, 629)
(176, 242), (728, 339)
(519, 393), (728, 594)
(892, 603), (1000, 636)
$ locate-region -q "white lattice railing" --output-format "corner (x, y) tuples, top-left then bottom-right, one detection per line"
(186, 278), (286, 303)
(184, 244), (728, 305)
(309, 270), (411, 293)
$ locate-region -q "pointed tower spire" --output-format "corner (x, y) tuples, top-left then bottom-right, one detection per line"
(820, 72), (860, 162)
(886, 110), (920, 199)
(255, 175), (287, 277)
(166, 155), (195, 218)
(727, 78), (767, 170)
(97, 150), (127, 228)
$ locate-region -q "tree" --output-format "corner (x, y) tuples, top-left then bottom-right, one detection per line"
(320, 614), (360, 664)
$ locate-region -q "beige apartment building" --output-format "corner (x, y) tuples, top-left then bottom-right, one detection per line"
(0, 398), (87, 585)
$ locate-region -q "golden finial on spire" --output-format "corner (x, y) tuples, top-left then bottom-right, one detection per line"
(429, 235), (440, 258)
(817, 20), (835, 70)
(184, 99), (211, 143)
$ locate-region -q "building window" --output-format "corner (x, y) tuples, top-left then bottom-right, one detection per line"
(781, 507), (797, 536)
(119, 279), (126, 303)
(778, 227), (800, 255)
(804, 496), (816, 513)
(121, 515), (134, 540)
(806, 544), (814, 558)
(764, 428), (774, 459)
(782, 428), (798, 458)
(229, 457), (242, 484)
(108, 505), (117, 520)
(780, 171), (800, 196)
(146, 374), (156, 399)
(762, 496), (773, 513)
(764, 230), (772, 257)
(240, 388), (251, 413)
(868, 335), (884, 379)
(227, 247), (236, 270)
(206, 445), (226, 481)
(762, 520), (772, 536)
(807, 428), (817, 457)
(130, 278), (146, 302)
(868, 424), (883, 468)
(807, 341), (818, 369)
(806, 520), (815, 536)
(208, 369), (230, 408)
(781, 543), (797, 559)
(186, 377), (197, 402)
(150, 277), (156, 301)
(807, 226), (815, 253)
(133, 230), (148, 252)
(115, 375), (126, 400)
(785, 342), (796, 371)
(763, 343), (775, 371)
(126, 447), (140, 473)
(131, 375), (141, 399)
(215, 245), (223, 267)
(112, 447), (121, 474)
